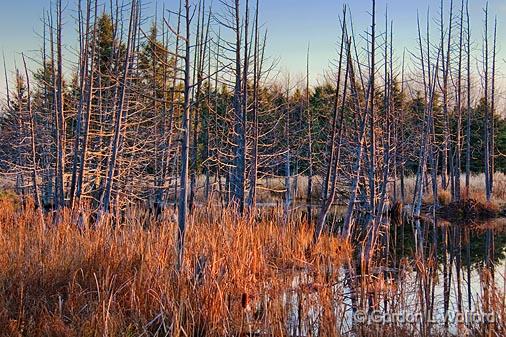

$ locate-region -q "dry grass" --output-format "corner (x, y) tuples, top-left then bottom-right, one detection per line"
(400, 173), (506, 208)
(0, 198), (352, 336)
(0, 191), (504, 336)
(190, 173), (506, 209)
(189, 175), (324, 205)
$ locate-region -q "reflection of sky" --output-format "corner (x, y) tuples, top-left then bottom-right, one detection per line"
(1, 0), (506, 95)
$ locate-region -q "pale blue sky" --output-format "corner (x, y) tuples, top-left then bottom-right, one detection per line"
(1, 0), (506, 92)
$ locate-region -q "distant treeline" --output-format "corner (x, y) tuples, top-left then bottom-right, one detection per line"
(0, 0), (502, 233)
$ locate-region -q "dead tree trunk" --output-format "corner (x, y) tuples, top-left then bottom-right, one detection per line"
(177, 0), (192, 270)
(454, 0), (464, 201)
(315, 10), (349, 241)
(55, 0), (66, 210)
(465, 0), (471, 197)
(490, 17), (497, 193)
(75, 0), (98, 206)
(305, 45), (313, 223)
(231, 0), (246, 213)
(483, 4), (491, 203)
(22, 54), (44, 227)
(100, 0), (138, 215)
(247, 0), (260, 210)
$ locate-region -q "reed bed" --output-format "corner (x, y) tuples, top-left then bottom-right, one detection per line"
(401, 173), (506, 208)
(0, 196), (504, 336)
(0, 198), (351, 336)
(181, 173), (506, 209)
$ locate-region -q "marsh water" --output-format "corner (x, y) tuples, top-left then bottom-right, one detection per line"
(280, 217), (506, 336)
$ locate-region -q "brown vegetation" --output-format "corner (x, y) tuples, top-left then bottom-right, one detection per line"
(0, 195), (504, 336)
(0, 197), (352, 336)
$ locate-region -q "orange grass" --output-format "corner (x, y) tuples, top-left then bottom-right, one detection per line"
(0, 195), (504, 336)
(0, 198), (350, 336)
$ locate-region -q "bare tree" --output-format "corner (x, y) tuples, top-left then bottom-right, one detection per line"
(177, 0), (193, 270)
(100, 0), (139, 216)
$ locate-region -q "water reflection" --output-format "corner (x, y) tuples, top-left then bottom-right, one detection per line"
(392, 217), (506, 266)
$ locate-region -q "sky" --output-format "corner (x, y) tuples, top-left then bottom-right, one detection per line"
(1, 0), (506, 94)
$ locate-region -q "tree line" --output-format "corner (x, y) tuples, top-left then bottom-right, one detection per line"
(0, 0), (504, 263)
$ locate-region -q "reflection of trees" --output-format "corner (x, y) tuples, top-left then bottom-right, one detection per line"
(390, 219), (506, 267)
